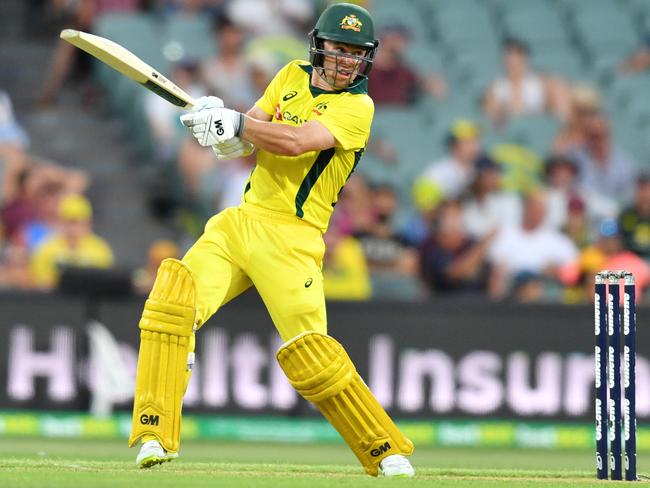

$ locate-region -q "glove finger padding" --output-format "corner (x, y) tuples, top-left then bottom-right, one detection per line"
(192, 95), (224, 111)
(180, 111), (206, 128)
(212, 137), (255, 160)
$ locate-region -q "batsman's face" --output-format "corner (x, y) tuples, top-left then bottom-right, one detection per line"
(321, 40), (367, 89)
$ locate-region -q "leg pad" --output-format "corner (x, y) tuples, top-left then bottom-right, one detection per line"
(277, 332), (413, 476)
(128, 259), (196, 453)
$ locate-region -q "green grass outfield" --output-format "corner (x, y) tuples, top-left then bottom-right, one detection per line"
(0, 438), (648, 487)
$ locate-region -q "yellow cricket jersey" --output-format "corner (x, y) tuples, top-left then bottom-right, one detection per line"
(30, 233), (114, 288)
(246, 59), (374, 233)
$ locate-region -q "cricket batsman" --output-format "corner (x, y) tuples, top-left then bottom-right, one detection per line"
(128, 3), (415, 477)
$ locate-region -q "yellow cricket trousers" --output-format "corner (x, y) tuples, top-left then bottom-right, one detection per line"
(183, 203), (327, 341)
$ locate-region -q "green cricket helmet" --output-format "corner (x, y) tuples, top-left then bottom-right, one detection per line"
(308, 3), (379, 88)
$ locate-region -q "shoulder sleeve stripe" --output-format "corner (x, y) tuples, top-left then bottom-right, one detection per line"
(295, 148), (336, 218)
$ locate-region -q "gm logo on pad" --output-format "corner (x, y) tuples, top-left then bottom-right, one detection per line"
(370, 441), (391, 457)
(140, 414), (160, 426)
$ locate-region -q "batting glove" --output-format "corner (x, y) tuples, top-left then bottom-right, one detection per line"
(192, 95), (224, 111)
(212, 137), (255, 160)
(180, 107), (245, 147)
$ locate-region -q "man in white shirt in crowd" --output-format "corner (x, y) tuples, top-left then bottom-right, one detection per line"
(487, 189), (578, 301)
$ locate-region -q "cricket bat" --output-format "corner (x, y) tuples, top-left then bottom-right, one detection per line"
(60, 29), (195, 108)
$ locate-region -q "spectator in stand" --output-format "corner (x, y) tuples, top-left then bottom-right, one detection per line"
(177, 132), (257, 225)
(553, 85), (601, 155)
(354, 184), (421, 299)
(0, 146), (28, 212)
(226, 0), (314, 37)
(1, 168), (35, 242)
(158, 0), (217, 15)
(619, 174), (650, 260)
(133, 239), (181, 294)
(200, 15), (258, 112)
(2, 162), (88, 250)
(619, 35), (650, 74)
(368, 22), (446, 106)
(38, 0), (144, 107)
(247, 54), (279, 96)
(570, 114), (636, 208)
(563, 195), (591, 250)
(144, 60), (207, 164)
(0, 90), (29, 150)
(18, 176), (64, 252)
(461, 154), (521, 239)
(322, 225), (371, 300)
(328, 174), (374, 237)
(483, 38), (570, 128)
(192, 149), (256, 222)
(489, 142), (543, 194)
(412, 119), (481, 214)
(0, 242), (31, 289)
(562, 219), (650, 302)
(30, 194), (113, 289)
(488, 190), (578, 302)
(544, 154), (617, 233)
(0, 90), (31, 210)
(420, 200), (494, 294)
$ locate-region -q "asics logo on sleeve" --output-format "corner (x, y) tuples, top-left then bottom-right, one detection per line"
(283, 91), (298, 101)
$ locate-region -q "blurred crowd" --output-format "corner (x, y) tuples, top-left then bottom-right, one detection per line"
(1, 0), (650, 303)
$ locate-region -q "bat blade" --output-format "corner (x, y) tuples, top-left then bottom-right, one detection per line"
(60, 29), (195, 108)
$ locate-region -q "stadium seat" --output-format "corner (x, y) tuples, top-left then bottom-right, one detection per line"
(532, 50), (589, 82)
(94, 12), (168, 88)
(373, 5), (432, 43)
(435, 9), (497, 46)
(490, 0), (552, 14)
(372, 108), (435, 177)
(370, 272), (425, 301)
(606, 74), (650, 110)
(446, 47), (501, 96)
(429, 0), (483, 16)
(503, 114), (561, 156)
(164, 15), (216, 61)
(639, 14), (650, 36)
(624, 96), (650, 125)
(502, 11), (570, 47)
(556, 0), (618, 15)
(588, 43), (637, 82)
(574, 14), (638, 48)
(404, 42), (445, 74)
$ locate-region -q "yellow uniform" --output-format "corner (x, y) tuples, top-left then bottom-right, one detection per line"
(131, 4), (414, 475)
(30, 233), (114, 288)
(183, 59), (374, 340)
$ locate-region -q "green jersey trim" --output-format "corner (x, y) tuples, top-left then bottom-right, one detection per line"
(295, 148), (336, 218)
(298, 64), (368, 96)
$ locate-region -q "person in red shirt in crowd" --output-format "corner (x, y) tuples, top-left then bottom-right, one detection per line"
(368, 23), (446, 105)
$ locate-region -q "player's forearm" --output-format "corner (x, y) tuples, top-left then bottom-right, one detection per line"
(240, 116), (308, 156)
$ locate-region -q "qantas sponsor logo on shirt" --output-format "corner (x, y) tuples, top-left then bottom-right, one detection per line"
(274, 104), (306, 125)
